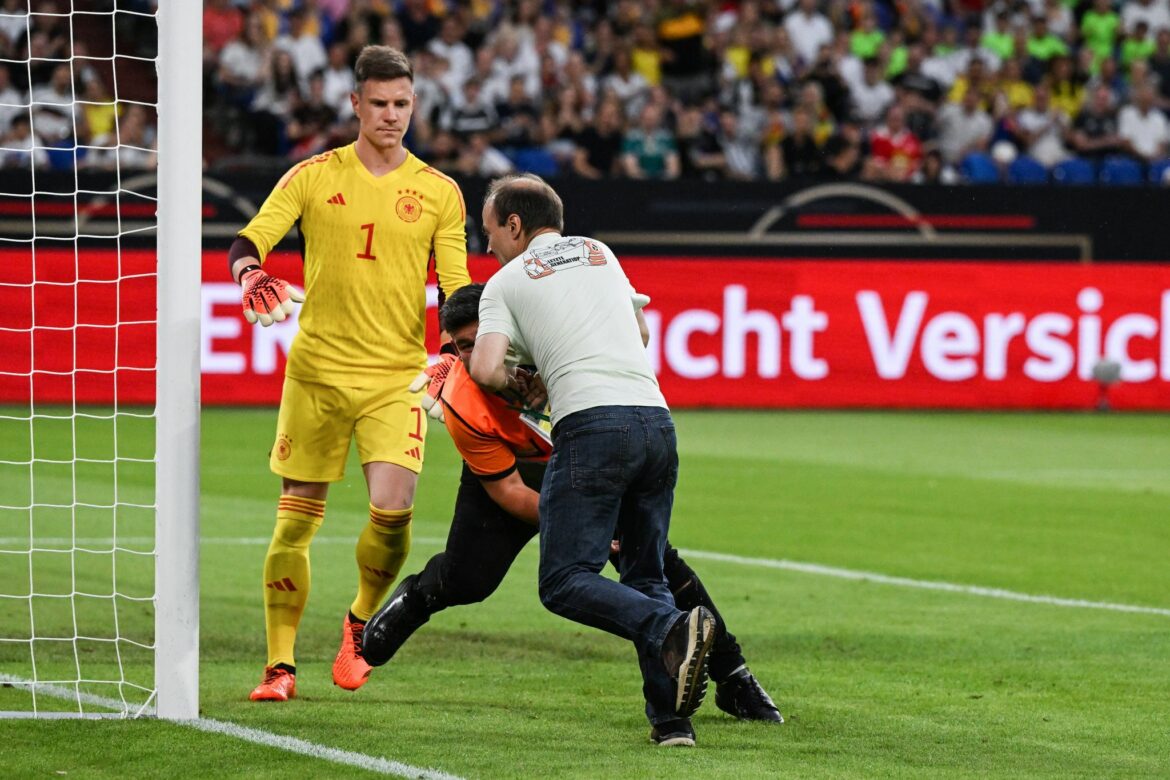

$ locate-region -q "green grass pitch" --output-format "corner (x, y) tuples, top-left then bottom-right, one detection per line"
(3, 409), (1170, 778)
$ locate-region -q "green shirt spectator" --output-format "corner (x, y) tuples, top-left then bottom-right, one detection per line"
(1081, 0), (1121, 61)
(1027, 20), (1070, 62)
(851, 28), (885, 59)
(1121, 26), (1155, 68)
(886, 45), (909, 78)
(982, 30), (1015, 60)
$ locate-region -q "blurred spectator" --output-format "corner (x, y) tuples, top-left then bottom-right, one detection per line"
(218, 14), (271, 109)
(603, 45), (650, 120)
(656, 0), (712, 102)
(276, 7), (328, 88)
(631, 23), (662, 87)
(1028, 15), (1069, 64)
(1041, 0), (1075, 42)
(981, 12), (1015, 62)
(77, 78), (116, 148)
(1118, 82), (1169, 162)
(820, 127), (863, 178)
(1120, 21), (1156, 70)
(850, 11), (885, 60)
(1047, 56), (1085, 118)
(250, 48), (301, 156)
(0, 0), (26, 48)
(622, 102), (681, 179)
(674, 102), (725, 179)
(1069, 84), (1125, 161)
(716, 107), (762, 179)
(1011, 83), (1071, 167)
(912, 149), (960, 183)
(443, 77), (498, 140)
(429, 15), (473, 88)
(30, 64), (74, 143)
(491, 25), (540, 100)
(937, 88), (994, 163)
(571, 97), (625, 178)
(286, 70), (339, 158)
(2, 114), (48, 168)
(1080, 0), (1121, 66)
(869, 103), (923, 180)
(0, 65), (26, 133)
(496, 75), (540, 148)
(852, 57), (896, 126)
(88, 104), (156, 170)
(1149, 29), (1170, 103)
(322, 41), (355, 116)
(397, 0), (440, 52)
(993, 57), (1035, 115)
(780, 104), (825, 178)
(785, 0), (834, 66)
(204, 0), (245, 61)
(453, 130), (514, 176)
(1123, 0), (1170, 36)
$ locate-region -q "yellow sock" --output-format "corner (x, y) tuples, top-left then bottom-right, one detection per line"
(349, 504), (412, 621)
(263, 496), (324, 669)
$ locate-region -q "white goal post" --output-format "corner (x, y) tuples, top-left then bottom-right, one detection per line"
(154, 0), (201, 721)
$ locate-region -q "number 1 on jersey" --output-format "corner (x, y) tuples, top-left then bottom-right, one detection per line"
(357, 223), (377, 261)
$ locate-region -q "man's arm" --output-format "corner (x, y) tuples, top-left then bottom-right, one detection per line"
(469, 331), (517, 393)
(480, 471), (539, 525)
(636, 307), (650, 347)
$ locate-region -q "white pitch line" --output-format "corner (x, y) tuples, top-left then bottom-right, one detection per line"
(4, 535), (1167, 618)
(678, 548), (1170, 618)
(0, 674), (464, 780)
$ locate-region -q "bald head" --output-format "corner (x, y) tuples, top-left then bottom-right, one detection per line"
(484, 174), (564, 235)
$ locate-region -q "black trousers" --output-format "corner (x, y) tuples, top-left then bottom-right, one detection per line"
(413, 463), (746, 682)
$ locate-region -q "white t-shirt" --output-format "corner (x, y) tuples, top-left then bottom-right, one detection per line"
(1119, 104), (1169, 158)
(477, 233), (666, 426)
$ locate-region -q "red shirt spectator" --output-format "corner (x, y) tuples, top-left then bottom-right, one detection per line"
(204, 0), (244, 56)
(869, 105), (923, 181)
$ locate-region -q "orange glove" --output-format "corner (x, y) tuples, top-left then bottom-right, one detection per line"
(240, 268), (304, 326)
(408, 353), (457, 423)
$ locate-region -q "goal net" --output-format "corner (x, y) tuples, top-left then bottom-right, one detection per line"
(0, 1), (199, 719)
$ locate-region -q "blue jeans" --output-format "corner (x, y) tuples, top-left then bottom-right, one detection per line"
(537, 405), (684, 725)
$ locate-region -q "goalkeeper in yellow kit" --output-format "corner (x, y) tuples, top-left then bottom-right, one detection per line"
(228, 46), (471, 702)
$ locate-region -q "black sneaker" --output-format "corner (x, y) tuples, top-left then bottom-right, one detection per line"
(715, 666), (783, 723)
(661, 606), (716, 717)
(361, 574), (430, 667)
(649, 717), (696, 747)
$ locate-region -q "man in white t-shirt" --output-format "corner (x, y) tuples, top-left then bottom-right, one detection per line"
(469, 175), (716, 747)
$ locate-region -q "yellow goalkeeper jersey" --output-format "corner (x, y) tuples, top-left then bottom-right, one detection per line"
(240, 144), (471, 384)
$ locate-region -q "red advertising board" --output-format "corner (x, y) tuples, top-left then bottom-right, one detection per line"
(3, 249), (1169, 409)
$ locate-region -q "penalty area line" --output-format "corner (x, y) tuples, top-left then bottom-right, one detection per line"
(678, 548), (1170, 618)
(0, 675), (464, 780)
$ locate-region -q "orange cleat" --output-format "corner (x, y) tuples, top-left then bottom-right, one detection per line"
(332, 612), (373, 691)
(249, 666), (296, 702)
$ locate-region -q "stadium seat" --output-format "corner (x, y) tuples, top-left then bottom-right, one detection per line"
(1051, 157), (1096, 185)
(1007, 155), (1048, 184)
(1147, 158), (1170, 184)
(1098, 156), (1144, 185)
(511, 148), (560, 178)
(958, 152), (1000, 184)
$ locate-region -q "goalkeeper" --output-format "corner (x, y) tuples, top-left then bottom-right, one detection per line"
(229, 45), (470, 702)
(363, 284), (783, 725)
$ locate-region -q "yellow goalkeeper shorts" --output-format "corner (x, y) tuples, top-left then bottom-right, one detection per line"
(268, 373), (427, 483)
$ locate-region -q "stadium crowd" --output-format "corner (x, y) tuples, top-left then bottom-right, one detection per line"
(4, 0), (1170, 183)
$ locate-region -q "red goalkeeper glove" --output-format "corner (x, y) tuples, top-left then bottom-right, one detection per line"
(408, 353), (457, 423)
(240, 268), (304, 326)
